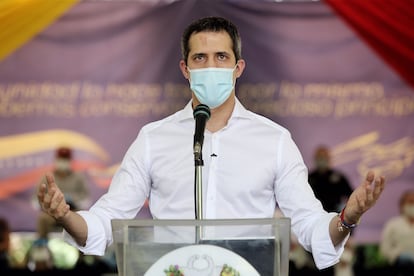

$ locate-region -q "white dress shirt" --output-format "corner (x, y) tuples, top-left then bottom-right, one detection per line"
(64, 98), (344, 269)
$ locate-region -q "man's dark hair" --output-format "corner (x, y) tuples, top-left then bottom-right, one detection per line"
(56, 146), (72, 160)
(181, 16), (242, 64)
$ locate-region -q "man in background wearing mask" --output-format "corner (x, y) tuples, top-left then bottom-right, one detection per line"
(37, 16), (385, 272)
(380, 190), (414, 276)
(309, 145), (354, 214)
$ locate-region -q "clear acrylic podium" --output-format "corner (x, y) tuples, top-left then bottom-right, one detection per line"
(111, 218), (291, 276)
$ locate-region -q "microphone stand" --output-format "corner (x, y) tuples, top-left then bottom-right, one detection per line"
(192, 103), (210, 244)
(194, 141), (204, 244)
(194, 141), (204, 220)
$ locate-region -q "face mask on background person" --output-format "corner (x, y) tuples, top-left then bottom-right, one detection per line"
(188, 65), (237, 109)
(316, 158), (329, 171)
(55, 158), (71, 173)
(403, 204), (414, 219)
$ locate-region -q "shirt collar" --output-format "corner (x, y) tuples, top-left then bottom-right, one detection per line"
(232, 98), (252, 120)
(178, 97), (252, 123)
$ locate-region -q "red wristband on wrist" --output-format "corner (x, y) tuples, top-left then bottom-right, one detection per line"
(337, 206), (359, 232)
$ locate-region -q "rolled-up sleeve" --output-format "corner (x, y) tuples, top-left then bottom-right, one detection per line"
(310, 212), (348, 269)
(63, 210), (109, 256)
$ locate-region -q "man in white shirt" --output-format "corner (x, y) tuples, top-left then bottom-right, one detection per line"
(37, 16), (385, 271)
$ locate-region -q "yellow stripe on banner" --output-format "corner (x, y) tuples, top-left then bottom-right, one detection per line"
(0, 129), (109, 161)
(0, 0), (80, 61)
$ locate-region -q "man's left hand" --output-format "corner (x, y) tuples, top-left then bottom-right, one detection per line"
(343, 171), (385, 224)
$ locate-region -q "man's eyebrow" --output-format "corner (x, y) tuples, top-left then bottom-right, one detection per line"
(216, 51), (230, 56)
(191, 53), (206, 58)
(190, 51), (232, 59)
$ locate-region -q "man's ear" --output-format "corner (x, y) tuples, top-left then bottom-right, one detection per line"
(179, 60), (190, 80)
(235, 59), (246, 78)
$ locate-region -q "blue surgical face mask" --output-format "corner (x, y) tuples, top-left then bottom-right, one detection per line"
(188, 66), (236, 109)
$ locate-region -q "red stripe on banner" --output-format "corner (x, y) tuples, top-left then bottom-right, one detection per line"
(0, 165), (53, 199)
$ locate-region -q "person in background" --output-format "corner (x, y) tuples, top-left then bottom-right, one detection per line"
(37, 16), (385, 273)
(380, 190), (414, 276)
(0, 217), (11, 273)
(309, 145), (354, 213)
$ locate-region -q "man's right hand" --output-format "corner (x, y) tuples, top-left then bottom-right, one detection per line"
(37, 173), (70, 220)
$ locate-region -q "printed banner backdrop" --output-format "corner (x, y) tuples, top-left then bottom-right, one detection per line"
(0, 0), (413, 244)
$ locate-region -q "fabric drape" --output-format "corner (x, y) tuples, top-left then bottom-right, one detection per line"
(0, 0), (79, 61)
(325, 0), (414, 89)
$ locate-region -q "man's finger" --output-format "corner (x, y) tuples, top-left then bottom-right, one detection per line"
(365, 182), (374, 203)
(37, 183), (47, 200)
(50, 191), (64, 210)
(45, 173), (58, 190)
(42, 184), (57, 209)
(373, 176), (385, 199)
(365, 171), (375, 186)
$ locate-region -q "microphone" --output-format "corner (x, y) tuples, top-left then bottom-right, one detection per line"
(193, 104), (210, 164)
(193, 104), (210, 221)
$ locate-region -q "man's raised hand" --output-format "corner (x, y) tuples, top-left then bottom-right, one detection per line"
(343, 171), (385, 224)
(37, 173), (70, 220)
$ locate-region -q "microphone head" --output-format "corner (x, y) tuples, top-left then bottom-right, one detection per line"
(193, 104), (211, 120)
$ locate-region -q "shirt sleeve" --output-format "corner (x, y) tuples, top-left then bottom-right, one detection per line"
(63, 129), (151, 255)
(274, 130), (346, 269)
(309, 212), (348, 269)
(63, 210), (108, 256)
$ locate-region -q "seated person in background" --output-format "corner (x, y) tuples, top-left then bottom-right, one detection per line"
(380, 190), (414, 276)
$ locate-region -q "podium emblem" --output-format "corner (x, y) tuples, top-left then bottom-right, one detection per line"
(145, 244), (260, 276)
